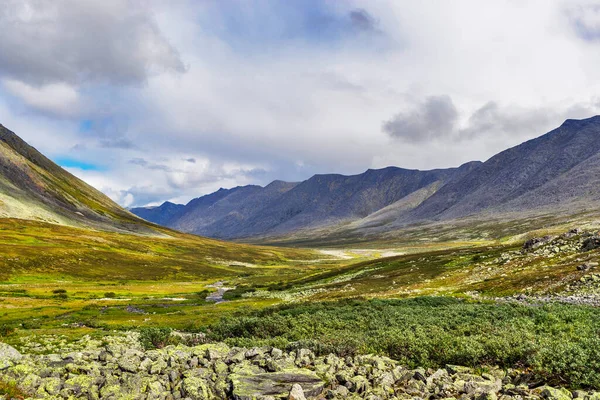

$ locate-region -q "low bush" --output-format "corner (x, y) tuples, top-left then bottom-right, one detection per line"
(195, 290), (210, 300)
(0, 324), (15, 337)
(206, 297), (600, 388)
(138, 327), (173, 350)
(222, 286), (256, 300)
(20, 320), (41, 330)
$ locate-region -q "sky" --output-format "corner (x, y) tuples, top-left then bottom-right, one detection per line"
(1, 0), (600, 207)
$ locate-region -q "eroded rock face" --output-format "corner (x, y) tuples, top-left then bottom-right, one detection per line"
(2, 333), (600, 399)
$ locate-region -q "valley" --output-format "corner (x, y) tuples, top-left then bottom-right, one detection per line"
(3, 120), (600, 398)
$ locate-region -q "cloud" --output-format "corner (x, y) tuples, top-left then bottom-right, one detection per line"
(459, 102), (555, 140)
(3, 0), (600, 209)
(0, 0), (185, 86)
(99, 138), (136, 150)
(2, 79), (80, 116)
(349, 9), (378, 32)
(384, 96), (600, 144)
(567, 3), (600, 41)
(382, 96), (458, 142)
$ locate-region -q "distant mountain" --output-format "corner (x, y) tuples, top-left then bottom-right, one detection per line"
(0, 123), (156, 233)
(132, 116), (600, 242)
(131, 162), (481, 239)
(130, 201), (185, 227)
(404, 116), (600, 223)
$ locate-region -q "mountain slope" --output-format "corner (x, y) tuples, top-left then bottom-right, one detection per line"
(405, 116), (600, 223)
(133, 163), (481, 239)
(0, 123), (163, 234)
(0, 122), (319, 280)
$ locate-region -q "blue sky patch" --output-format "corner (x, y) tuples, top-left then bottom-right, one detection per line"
(54, 157), (104, 171)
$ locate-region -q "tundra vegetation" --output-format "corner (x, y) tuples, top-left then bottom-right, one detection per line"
(3, 217), (600, 398)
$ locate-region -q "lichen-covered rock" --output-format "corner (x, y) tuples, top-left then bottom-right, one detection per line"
(288, 383), (306, 400)
(2, 333), (598, 400)
(182, 376), (212, 399)
(538, 386), (573, 400)
(230, 369), (325, 400)
(0, 342), (22, 370)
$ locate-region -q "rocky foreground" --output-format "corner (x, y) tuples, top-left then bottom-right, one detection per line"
(0, 333), (597, 400)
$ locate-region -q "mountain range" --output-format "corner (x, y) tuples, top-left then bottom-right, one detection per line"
(131, 116), (600, 241)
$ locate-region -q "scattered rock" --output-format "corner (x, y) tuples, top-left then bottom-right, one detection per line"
(1, 334), (596, 400)
(523, 236), (553, 251)
(577, 262), (598, 271)
(582, 236), (600, 251)
(125, 305), (146, 314)
(288, 383), (307, 400)
(230, 370), (324, 400)
(0, 342), (22, 370)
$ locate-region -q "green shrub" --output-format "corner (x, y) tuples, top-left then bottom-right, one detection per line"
(195, 290), (210, 300)
(20, 320), (41, 330)
(51, 289), (67, 294)
(206, 297), (600, 388)
(104, 292), (117, 298)
(222, 286), (256, 300)
(139, 327), (173, 350)
(0, 324), (15, 337)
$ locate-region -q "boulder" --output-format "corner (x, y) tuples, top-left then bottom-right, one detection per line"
(523, 236), (553, 251)
(538, 386), (573, 400)
(230, 369), (325, 400)
(288, 383), (307, 400)
(582, 236), (600, 252)
(0, 343), (22, 370)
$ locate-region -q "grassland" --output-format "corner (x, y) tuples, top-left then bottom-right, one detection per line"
(2, 217), (600, 334)
(3, 216), (600, 390)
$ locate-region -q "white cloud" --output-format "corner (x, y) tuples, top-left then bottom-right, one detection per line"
(2, 0), (600, 207)
(3, 79), (80, 117)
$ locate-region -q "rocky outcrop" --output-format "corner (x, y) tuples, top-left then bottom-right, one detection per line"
(2, 333), (600, 399)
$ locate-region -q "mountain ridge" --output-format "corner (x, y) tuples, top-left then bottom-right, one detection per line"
(131, 116), (600, 242)
(131, 161), (482, 239)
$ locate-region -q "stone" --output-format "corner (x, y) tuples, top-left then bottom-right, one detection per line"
(288, 383), (307, 400)
(230, 369), (325, 400)
(539, 386), (573, 400)
(582, 237), (600, 252)
(523, 236), (553, 251)
(182, 376), (212, 399)
(118, 357), (138, 373)
(0, 343), (22, 370)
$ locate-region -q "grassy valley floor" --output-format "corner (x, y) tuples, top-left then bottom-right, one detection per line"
(3, 219), (600, 396)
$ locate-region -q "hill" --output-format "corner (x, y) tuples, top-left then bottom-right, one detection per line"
(0, 123), (319, 281)
(0, 123), (156, 234)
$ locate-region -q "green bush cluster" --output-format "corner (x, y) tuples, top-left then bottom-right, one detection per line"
(222, 286), (256, 300)
(205, 297), (600, 388)
(138, 327), (173, 350)
(0, 324), (15, 337)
